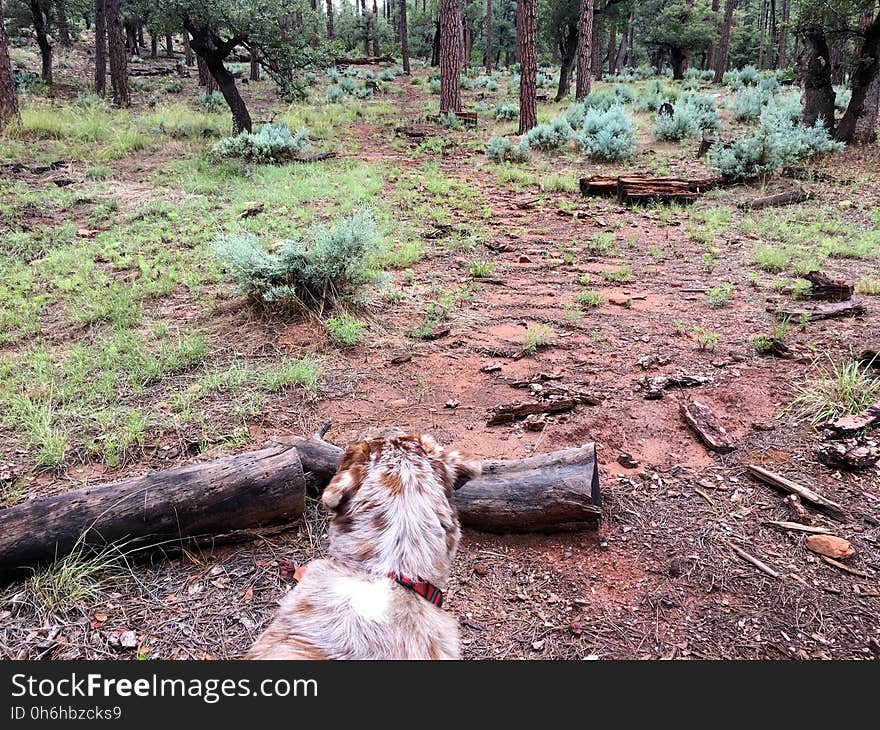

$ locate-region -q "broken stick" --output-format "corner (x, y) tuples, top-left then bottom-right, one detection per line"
(725, 541), (780, 579)
(681, 400), (736, 453)
(746, 465), (845, 518)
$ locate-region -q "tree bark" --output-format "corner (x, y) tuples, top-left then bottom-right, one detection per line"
(106, 0), (129, 106)
(836, 11), (880, 143)
(576, 0), (594, 99)
(713, 0), (736, 83)
(670, 45), (686, 80)
(400, 0), (410, 73)
(431, 17), (440, 66)
(249, 46), (260, 81)
(93, 0), (107, 95)
(30, 0), (52, 85)
(186, 24), (251, 133)
(150, 33), (158, 59)
(0, 0), (20, 130)
(326, 0), (335, 40)
(485, 0), (492, 72)
(606, 16), (616, 75)
(56, 0), (71, 45)
(0, 440), (602, 582)
(183, 31), (193, 65)
(165, 32), (174, 58)
(555, 21), (578, 101)
(372, 0), (380, 56)
(777, 0), (790, 68)
(517, 0), (537, 133)
(799, 30), (835, 132)
(758, 0), (767, 69)
(707, 0), (720, 68)
(439, 0), (463, 113)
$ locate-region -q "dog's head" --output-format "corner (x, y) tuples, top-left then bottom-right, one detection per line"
(322, 432), (481, 584)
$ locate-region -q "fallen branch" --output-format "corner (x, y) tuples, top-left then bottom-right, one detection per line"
(764, 521), (832, 534)
(803, 271), (854, 301)
(0, 436), (603, 582)
(820, 556), (870, 578)
(487, 399), (580, 426)
(777, 297), (866, 322)
(681, 401), (736, 453)
(746, 465), (845, 518)
(334, 54), (394, 65)
(294, 151), (337, 163)
(725, 541), (780, 579)
(740, 190), (812, 210)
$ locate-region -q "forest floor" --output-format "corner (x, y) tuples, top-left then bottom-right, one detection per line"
(1, 42), (879, 659)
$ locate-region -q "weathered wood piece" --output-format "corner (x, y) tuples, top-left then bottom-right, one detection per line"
(740, 190), (813, 209)
(681, 400), (736, 453)
(803, 271), (854, 301)
(777, 297), (866, 322)
(746, 464), (845, 518)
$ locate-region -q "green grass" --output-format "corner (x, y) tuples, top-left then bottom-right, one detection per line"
(468, 260), (496, 278)
(577, 290), (603, 308)
(522, 325), (553, 355)
(789, 357), (880, 426)
(690, 326), (719, 351)
(588, 232), (616, 255)
(325, 313), (367, 347)
(260, 356), (322, 396)
(857, 276), (880, 294)
(708, 282), (732, 308)
(602, 264), (632, 283)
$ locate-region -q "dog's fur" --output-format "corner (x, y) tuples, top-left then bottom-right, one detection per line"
(246, 432), (481, 660)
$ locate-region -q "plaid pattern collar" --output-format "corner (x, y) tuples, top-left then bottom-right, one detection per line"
(388, 572), (444, 608)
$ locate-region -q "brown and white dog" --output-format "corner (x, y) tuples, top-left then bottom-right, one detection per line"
(246, 432), (481, 660)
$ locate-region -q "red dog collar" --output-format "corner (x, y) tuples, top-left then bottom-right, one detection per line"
(388, 572), (444, 608)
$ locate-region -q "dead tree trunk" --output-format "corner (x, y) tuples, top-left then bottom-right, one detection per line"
(517, 0), (537, 133)
(106, 0), (129, 107)
(713, 0), (737, 83)
(0, 439), (602, 583)
(0, 0), (20, 130)
(439, 0), (463, 112)
(575, 0), (594, 99)
(400, 0), (410, 74)
(799, 29), (836, 132)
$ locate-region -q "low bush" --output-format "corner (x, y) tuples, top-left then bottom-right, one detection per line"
(577, 105), (637, 161)
(653, 93), (720, 140)
(211, 122), (310, 163)
(523, 117), (573, 151)
(493, 102), (519, 120)
(485, 135), (530, 163)
(215, 209), (380, 312)
(733, 87), (769, 122)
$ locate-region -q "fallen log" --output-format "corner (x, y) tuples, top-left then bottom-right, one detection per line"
(487, 398), (580, 425)
(0, 436), (602, 582)
(681, 400), (736, 453)
(579, 175), (618, 196)
(578, 175), (724, 204)
(334, 54), (394, 65)
(294, 151), (337, 163)
(746, 464), (845, 518)
(777, 297), (866, 322)
(740, 189), (813, 210)
(803, 271), (854, 301)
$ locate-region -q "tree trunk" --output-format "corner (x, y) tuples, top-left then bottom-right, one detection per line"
(575, 0), (594, 99)
(106, 0), (129, 106)
(56, 0), (71, 45)
(372, 0), (380, 56)
(799, 30), (835, 133)
(94, 0), (107, 94)
(836, 11), (880, 143)
(670, 45), (686, 80)
(363, 2), (371, 55)
(0, 439), (602, 583)
(150, 33), (158, 59)
(707, 0), (721, 69)
(0, 0), (20, 130)
(431, 18), (440, 66)
(186, 24), (251, 134)
(606, 18), (616, 75)
(326, 0), (335, 40)
(777, 0), (790, 68)
(183, 32), (193, 65)
(758, 0), (767, 70)
(137, 24), (145, 50)
(124, 23), (137, 54)
(713, 0), (737, 83)
(439, 0), (463, 112)
(30, 0), (52, 85)
(400, 0), (410, 73)
(555, 22), (578, 102)
(517, 0), (537, 133)
(249, 47), (260, 81)
(485, 0), (493, 72)
(165, 32), (174, 58)
(592, 19), (602, 79)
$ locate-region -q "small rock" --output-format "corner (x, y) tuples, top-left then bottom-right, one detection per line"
(518, 255), (531, 263)
(444, 399), (460, 409)
(806, 534), (856, 560)
(617, 452), (639, 469)
(532, 639), (545, 651)
(473, 563), (488, 576)
(752, 420), (776, 431)
(119, 630), (138, 649)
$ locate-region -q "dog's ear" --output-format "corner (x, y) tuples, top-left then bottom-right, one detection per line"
(419, 434), (481, 491)
(323, 440), (370, 511)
